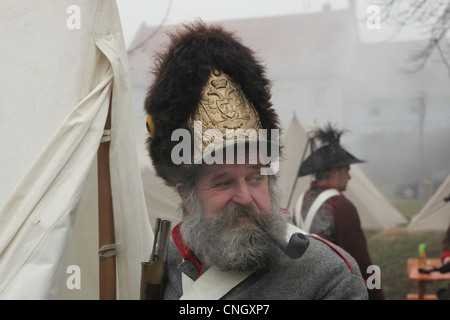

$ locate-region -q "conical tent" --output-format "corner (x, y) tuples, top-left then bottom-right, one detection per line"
(0, 0), (152, 299)
(408, 174), (450, 232)
(345, 165), (407, 231)
(279, 115), (407, 231)
(278, 114), (311, 212)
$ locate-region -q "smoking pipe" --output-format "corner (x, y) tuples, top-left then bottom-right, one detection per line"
(262, 225), (309, 259)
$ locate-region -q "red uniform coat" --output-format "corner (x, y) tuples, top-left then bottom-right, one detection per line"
(296, 182), (385, 300)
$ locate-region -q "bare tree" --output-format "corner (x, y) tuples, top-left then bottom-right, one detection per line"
(374, 0), (450, 77)
(127, 0), (172, 55)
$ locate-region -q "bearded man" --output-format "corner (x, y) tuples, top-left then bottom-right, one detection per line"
(144, 22), (368, 300)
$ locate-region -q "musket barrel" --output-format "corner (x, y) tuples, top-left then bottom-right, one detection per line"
(158, 220), (171, 262)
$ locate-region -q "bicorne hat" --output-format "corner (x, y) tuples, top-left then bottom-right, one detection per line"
(297, 123), (365, 177)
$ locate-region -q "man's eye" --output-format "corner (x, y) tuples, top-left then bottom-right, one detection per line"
(249, 176), (263, 184)
(215, 180), (231, 188)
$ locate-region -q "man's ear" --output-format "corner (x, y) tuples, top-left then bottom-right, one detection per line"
(176, 183), (193, 214)
(329, 168), (338, 177)
(327, 168), (340, 187)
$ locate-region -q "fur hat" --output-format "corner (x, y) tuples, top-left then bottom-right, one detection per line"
(297, 123), (365, 177)
(144, 22), (280, 186)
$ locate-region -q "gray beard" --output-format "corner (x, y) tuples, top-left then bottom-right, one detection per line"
(180, 200), (288, 272)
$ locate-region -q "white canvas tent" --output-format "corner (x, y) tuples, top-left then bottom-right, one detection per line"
(408, 174), (450, 232)
(278, 115), (407, 231)
(136, 135), (181, 228)
(0, 0), (152, 299)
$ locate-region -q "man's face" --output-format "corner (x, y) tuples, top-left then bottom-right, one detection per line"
(178, 162), (286, 271)
(333, 165), (351, 191)
(195, 163), (272, 218)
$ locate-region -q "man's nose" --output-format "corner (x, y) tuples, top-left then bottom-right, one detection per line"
(231, 181), (253, 206)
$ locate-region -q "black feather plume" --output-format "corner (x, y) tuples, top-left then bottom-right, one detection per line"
(313, 123), (346, 145)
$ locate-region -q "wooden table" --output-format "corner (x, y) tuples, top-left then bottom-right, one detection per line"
(407, 258), (450, 300)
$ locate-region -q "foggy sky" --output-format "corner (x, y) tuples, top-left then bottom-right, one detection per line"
(122, 0), (450, 202)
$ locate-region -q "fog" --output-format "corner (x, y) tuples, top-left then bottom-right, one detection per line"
(123, 0), (450, 202)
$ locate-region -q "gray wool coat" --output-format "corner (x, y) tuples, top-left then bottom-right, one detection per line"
(162, 232), (369, 300)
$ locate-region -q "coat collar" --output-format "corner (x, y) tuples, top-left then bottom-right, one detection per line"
(172, 222), (205, 275)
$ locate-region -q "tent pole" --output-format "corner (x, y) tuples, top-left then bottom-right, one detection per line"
(97, 102), (116, 300)
(286, 138), (312, 210)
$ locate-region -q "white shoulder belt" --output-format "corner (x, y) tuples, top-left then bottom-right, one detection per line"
(294, 189), (340, 233)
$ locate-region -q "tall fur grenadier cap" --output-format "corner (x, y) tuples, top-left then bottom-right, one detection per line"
(144, 21), (280, 186)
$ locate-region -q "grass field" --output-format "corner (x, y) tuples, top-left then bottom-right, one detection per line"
(365, 202), (448, 300)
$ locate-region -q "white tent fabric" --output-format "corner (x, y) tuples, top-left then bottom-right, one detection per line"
(345, 165), (407, 231)
(277, 113), (310, 212)
(278, 115), (407, 231)
(136, 135), (181, 228)
(0, 0), (152, 299)
(408, 174), (450, 232)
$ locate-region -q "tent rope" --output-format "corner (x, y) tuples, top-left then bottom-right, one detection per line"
(98, 244), (116, 258)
